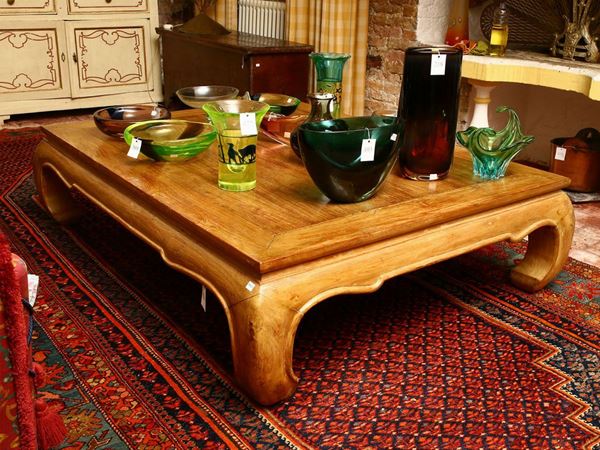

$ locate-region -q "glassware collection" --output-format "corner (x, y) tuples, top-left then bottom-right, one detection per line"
(92, 43), (531, 202)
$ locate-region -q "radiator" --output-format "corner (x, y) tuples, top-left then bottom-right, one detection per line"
(238, 0), (286, 40)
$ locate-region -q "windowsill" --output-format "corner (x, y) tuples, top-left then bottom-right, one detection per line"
(463, 50), (600, 101)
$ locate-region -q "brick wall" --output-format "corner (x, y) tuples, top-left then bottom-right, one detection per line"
(365, 0), (420, 114)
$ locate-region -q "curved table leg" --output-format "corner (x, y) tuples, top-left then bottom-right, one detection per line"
(510, 192), (574, 293)
(228, 292), (302, 405)
(33, 141), (82, 224)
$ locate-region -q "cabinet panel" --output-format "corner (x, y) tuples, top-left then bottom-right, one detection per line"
(66, 19), (152, 98)
(0, 0), (56, 15)
(0, 21), (70, 100)
(67, 0), (147, 14)
(249, 54), (310, 99)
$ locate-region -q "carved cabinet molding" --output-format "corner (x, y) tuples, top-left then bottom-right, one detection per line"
(0, 23), (70, 100)
(0, 0), (162, 123)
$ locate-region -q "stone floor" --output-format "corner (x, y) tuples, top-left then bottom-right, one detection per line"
(570, 202), (600, 268)
(3, 109), (599, 268)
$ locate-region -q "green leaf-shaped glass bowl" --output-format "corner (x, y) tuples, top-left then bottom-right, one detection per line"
(123, 120), (217, 162)
(457, 106), (535, 179)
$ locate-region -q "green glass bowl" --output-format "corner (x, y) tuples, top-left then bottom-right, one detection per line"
(123, 120), (217, 162)
(297, 116), (403, 203)
(251, 93), (301, 116)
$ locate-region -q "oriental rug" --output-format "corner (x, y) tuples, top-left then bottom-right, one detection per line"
(1, 128), (599, 449)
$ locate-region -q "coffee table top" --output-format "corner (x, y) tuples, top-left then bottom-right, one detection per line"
(42, 109), (570, 274)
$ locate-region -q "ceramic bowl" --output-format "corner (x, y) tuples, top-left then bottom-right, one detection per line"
(251, 93), (301, 116)
(123, 119), (217, 162)
(176, 86), (239, 108)
(93, 105), (170, 138)
(297, 115), (403, 203)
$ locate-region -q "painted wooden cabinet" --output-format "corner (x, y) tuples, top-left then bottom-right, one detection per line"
(0, 22), (70, 102)
(0, 0), (161, 123)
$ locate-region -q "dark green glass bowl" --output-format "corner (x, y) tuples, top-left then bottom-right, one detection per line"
(297, 116), (403, 203)
(123, 120), (217, 162)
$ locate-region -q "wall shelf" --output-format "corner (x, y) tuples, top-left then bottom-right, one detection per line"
(463, 51), (600, 101)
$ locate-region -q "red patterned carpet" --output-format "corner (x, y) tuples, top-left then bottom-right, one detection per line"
(1, 128), (599, 449)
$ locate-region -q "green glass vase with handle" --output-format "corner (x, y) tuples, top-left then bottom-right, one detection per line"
(309, 52), (351, 118)
(457, 106), (535, 180)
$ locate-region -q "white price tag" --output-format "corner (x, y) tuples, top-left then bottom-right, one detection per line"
(554, 146), (567, 161)
(390, 133), (397, 142)
(201, 285), (207, 312)
(27, 274), (39, 307)
(284, 131), (291, 138)
(360, 138), (376, 162)
(240, 113), (257, 136)
(127, 138), (142, 159)
(245, 281), (256, 292)
(430, 54), (447, 76)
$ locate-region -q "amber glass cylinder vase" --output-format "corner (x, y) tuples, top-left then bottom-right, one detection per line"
(397, 46), (463, 181)
(444, 0), (469, 46)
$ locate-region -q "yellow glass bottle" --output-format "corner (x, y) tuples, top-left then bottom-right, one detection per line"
(489, 2), (509, 56)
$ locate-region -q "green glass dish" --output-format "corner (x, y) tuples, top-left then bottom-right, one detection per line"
(251, 93), (301, 116)
(457, 106), (535, 179)
(123, 119), (217, 162)
(297, 115), (404, 203)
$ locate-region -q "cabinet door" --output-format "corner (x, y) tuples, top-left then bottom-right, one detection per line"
(0, 21), (70, 100)
(67, 0), (147, 14)
(0, 0), (56, 15)
(66, 19), (153, 98)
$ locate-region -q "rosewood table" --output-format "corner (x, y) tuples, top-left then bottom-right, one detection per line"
(33, 109), (574, 405)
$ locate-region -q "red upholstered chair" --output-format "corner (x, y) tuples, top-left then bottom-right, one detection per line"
(0, 233), (66, 449)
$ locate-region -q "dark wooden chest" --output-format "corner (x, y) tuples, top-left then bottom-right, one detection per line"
(159, 29), (313, 107)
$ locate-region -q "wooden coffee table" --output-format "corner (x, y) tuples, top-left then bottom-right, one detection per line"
(33, 109), (574, 405)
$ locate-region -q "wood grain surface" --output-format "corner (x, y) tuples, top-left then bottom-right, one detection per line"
(34, 109), (575, 404)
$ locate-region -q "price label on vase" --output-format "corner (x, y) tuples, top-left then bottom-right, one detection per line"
(240, 113), (257, 136)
